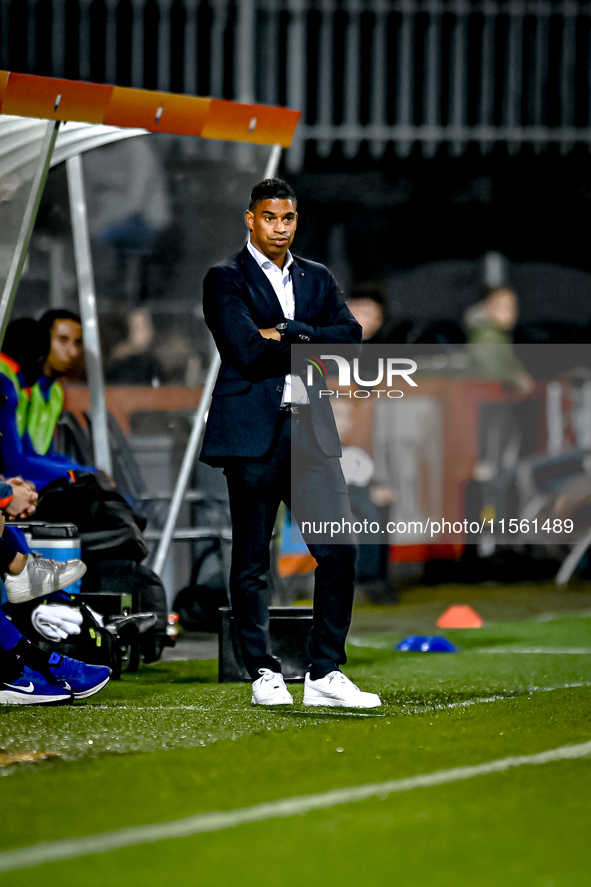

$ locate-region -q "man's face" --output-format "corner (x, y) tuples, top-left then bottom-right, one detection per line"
(46, 319), (83, 375)
(245, 198), (298, 267)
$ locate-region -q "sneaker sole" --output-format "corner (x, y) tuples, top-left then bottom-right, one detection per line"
(251, 697), (294, 705)
(303, 695), (382, 709)
(71, 674), (111, 700)
(5, 562), (87, 604)
(0, 691), (73, 706)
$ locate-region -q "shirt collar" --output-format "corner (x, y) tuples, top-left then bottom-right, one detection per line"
(247, 239), (293, 274)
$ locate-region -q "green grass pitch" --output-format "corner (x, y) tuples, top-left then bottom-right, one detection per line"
(0, 593), (590, 887)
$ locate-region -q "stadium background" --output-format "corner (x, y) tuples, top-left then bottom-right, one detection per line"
(0, 4), (590, 885)
(3, 0), (591, 596)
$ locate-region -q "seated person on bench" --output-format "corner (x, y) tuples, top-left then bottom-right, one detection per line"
(0, 477), (108, 705)
(27, 309), (97, 468)
(0, 319), (96, 659)
(0, 318), (168, 664)
(0, 474), (86, 603)
(0, 318), (94, 489)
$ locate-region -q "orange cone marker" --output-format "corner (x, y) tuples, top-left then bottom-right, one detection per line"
(436, 605), (484, 629)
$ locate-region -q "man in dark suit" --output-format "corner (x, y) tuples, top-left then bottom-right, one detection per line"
(200, 178), (381, 708)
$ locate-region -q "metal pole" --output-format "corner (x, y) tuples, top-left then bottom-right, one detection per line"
(285, 0), (306, 171)
(264, 144), (282, 181)
(157, 0), (173, 91)
(396, 1), (414, 158)
(234, 0), (256, 103)
(66, 154), (113, 476)
(151, 347), (221, 578)
(343, 0), (361, 160)
(0, 121), (59, 346)
(152, 143), (282, 579)
(210, 0), (230, 99)
(105, 0), (118, 84)
(546, 381), (564, 457)
(131, 0), (145, 88)
(556, 527), (591, 586)
(183, 0), (198, 96)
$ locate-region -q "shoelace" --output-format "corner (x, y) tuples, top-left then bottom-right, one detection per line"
(258, 669), (284, 688)
(328, 672), (360, 691)
(49, 656), (78, 677)
(29, 553), (61, 570)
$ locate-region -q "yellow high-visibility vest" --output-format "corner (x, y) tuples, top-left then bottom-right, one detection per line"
(28, 379), (64, 455)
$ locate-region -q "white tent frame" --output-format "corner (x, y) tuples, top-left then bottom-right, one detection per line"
(0, 114), (280, 580)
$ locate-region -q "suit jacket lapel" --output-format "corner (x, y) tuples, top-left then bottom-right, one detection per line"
(239, 245), (284, 319)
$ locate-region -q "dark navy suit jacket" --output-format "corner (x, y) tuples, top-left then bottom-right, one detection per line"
(199, 244), (362, 465)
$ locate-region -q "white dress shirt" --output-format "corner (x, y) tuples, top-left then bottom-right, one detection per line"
(247, 239), (308, 404)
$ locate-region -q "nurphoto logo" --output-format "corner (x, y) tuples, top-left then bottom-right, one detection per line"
(304, 352), (418, 399)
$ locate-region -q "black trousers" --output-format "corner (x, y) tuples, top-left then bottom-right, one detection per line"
(223, 409), (356, 681)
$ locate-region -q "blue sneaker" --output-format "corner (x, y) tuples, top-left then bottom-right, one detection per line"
(0, 665), (73, 706)
(47, 653), (111, 699)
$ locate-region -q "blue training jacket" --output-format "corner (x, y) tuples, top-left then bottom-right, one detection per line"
(0, 368), (88, 490)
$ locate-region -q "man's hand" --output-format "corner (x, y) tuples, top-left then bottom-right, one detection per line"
(259, 328), (281, 342)
(6, 476), (38, 519)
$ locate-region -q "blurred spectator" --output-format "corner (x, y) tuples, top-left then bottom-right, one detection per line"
(464, 286), (535, 396)
(347, 282), (412, 345)
(83, 139), (172, 301)
(84, 140), (171, 248)
(153, 330), (202, 387)
(347, 286), (386, 342)
(103, 308), (163, 386)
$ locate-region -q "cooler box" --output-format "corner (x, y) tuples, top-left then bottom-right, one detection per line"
(22, 522), (83, 595)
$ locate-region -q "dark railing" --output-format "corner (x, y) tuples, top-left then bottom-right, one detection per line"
(2, 0), (591, 169)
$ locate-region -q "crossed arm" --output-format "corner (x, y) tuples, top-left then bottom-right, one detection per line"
(259, 327), (281, 341)
(203, 266), (361, 380)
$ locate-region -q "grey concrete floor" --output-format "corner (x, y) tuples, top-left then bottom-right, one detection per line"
(161, 632), (218, 661)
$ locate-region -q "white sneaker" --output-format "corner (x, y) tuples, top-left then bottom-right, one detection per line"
(4, 553), (87, 604)
(251, 668), (294, 705)
(303, 671), (382, 708)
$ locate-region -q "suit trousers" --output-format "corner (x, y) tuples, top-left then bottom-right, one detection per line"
(223, 409), (356, 681)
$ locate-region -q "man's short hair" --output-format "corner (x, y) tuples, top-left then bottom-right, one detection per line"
(248, 178), (297, 211)
(38, 308), (82, 336)
(2, 318), (50, 365)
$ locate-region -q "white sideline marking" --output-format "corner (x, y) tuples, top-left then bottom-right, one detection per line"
(536, 681), (591, 691)
(99, 680), (591, 715)
(407, 681), (591, 712)
(405, 682), (591, 712)
(100, 706), (386, 717)
(477, 647), (591, 655)
(0, 741), (590, 873)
